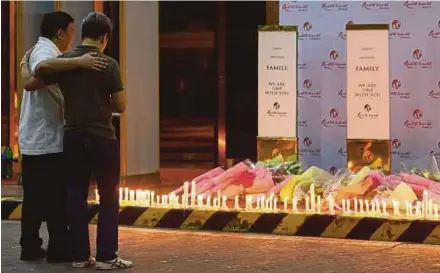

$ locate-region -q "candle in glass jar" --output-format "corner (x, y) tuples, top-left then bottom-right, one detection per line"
(151, 191), (155, 206)
(183, 182), (189, 208)
(273, 198), (278, 212)
(365, 200), (369, 214)
(234, 195), (239, 210)
(206, 196), (211, 208)
(191, 181), (196, 207)
(347, 199), (351, 213)
(354, 198), (358, 214)
(359, 199), (364, 213)
(283, 197), (288, 212)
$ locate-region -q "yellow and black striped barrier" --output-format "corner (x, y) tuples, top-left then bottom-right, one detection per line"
(2, 199), (440, 245)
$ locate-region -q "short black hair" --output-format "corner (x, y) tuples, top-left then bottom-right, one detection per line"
(40, 11), (74, 39)
(81, 12), (112, 40)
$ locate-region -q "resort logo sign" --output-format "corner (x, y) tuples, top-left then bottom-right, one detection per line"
(404, 109), (432, 129)
(338, 21), (354, 40)
(404, 49), (433, 69)
(362, 1), (390, 10)
(300, 137), (321, 156)
(337, 148), (347, 157)
(322, 49), (346, 69)
(357, 104), (379, 120)
(321, 108), (347, 128)
(391, 139), (411, 159)
(267, 102), (288, 118)
(391, 79), (410, 99)
(298, 79), (321, 99)
(299, 21), (321, 41)
(281, 1), (308, 12)
(404, 1), (432, 9)
(390, 20), (411, 39)
(321, 2), (348, 11)
(329, 166), (338, 175)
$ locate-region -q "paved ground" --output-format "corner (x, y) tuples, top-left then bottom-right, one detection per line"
(2, 221), (440, 273)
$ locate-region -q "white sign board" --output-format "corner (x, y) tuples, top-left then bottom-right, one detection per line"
(258, 27), (297, 138)
(346, 25), (390, 140)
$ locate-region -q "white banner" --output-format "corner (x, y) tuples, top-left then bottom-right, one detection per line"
(346, 25), (390, 140)
(258, 27), (298, 138)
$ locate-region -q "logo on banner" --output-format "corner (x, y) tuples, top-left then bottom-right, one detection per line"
(404, 109), (432, 129)
(357, 104), (379, 119)
(267, 102), (288, 117)
(338, 89), (347, 99)
(404, 1), (432, 9)
(281, 1), (308, 12)
(337, 148), (347, 156)
(321, 108), (347, 128)
(298, 120), (308, 128)
(404, 49), (433, 69)
(300, 137), (321, 156)
(322, 50), (346, 69)
(299, 21), (321, 40)
(321, 2), (348, 11)
(428, 81), (440, 99)
(329, 166), (338, 175)
(362, 1), (390, 10)
(338, 21), (354, 40)
(391, 139), (411, 159)
(390, 20), (411, 39)
(391, 79), (411, 99)
(298, 62), (308, 70)
(299, 79), (321, 99)
(428, 20), (440, 38)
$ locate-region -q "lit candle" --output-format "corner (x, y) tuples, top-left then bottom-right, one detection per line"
(265, 198), (270, 211)
(261, 196), (266, 210)
(292, 198), (298, 212)
(197, 195), (203, 208)
(395, 201), (400, 217)
(305, 197), (310, 211)
(191, 181), (196, 207)
(347, 199), (351, 214)
(256, 198), (261, 210)
(434, 204), (439, 219)
(207, 196), (211, 208)
(382, 200), (387, 217)
(249, 196), (253, 210)
(342, 199), (346, 214)
(310, 183), (315, 212)
(95, 189), (100, 203)
(145, 191), (150, 206)
(175, 195), (180, 207)
(409, 203), (414, 218)
(371, 201), (376, 216)
(156, 195), (160, 206)
(151, 191), (155, 206)
(416, 201), (422, 218)
(129, 190), (135, 203)
(317, 196), (321, 214)
(217, 191), (221, 206)
(405, 201), (410, 218)
(234, 195), (239, 210)
(428, 199), (433, 219)
(283, 197), (288, 212)
(213, 197), (218, 208)
(354, 198), (358, 214)
(375, 199), (380, 216)
(328, 195), (334, 215)
(183, 182), (189, 208)
(359, 199), (364, 213)
(423, 190), (429, 219)
(365, 200), (369, 214)
(273, 198), (278, 212)
(124, 187), (129, 202)
(119, 188), (123, 203)
(222, 196), (228, 210)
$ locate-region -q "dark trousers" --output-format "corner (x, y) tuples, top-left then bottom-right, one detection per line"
(64, 130), (120, 262)
(20, 153), (69, 256)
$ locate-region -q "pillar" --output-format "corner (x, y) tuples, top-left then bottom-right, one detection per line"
(119, 1), (159, 177)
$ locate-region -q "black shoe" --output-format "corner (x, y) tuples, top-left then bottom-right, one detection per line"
(20, 248), (46, 261)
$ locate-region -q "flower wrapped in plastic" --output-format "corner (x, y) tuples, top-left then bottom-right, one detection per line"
(400, 155), (440, 182)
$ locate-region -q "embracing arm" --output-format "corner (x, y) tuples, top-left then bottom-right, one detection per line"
(34, 53), (108, 76)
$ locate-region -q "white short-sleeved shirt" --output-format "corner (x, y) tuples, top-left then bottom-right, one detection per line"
(19, 37), (65, 155)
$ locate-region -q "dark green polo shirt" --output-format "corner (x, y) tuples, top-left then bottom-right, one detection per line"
(45, 45), (123, 139)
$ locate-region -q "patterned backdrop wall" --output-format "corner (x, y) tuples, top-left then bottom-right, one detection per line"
(279, 1), (440, 172)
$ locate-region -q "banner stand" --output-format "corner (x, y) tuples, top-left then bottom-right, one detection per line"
(346, 24), (391, 173)
(257, 25), (298, 163)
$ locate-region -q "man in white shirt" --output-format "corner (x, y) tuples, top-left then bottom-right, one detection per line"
(19, 11), (107, 262)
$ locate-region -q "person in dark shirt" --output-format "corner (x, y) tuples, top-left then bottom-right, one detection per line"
(25, 12), (131, 270)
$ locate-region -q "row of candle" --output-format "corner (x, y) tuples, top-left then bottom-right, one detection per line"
(93, 184), (440, 220)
